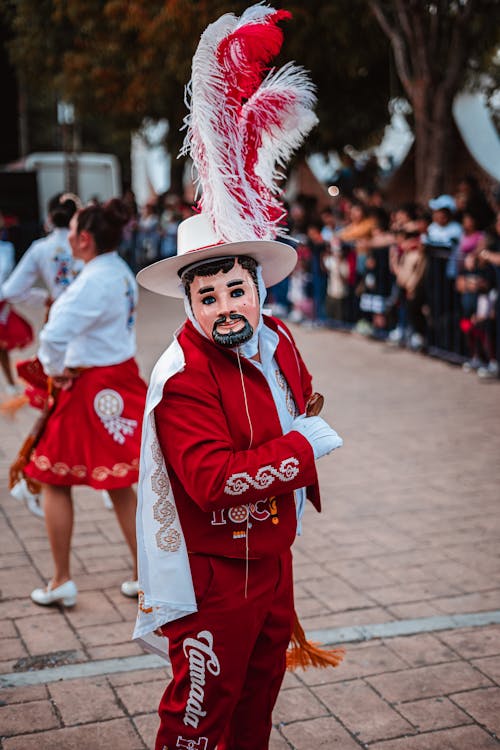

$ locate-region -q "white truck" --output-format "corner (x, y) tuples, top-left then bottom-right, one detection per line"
(22, 152), (122, 220)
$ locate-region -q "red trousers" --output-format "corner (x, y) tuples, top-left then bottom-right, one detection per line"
(156, 551), (294, 750)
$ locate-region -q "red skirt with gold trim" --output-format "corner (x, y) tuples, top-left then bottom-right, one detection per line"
(0, 301), (33, 351)
(24, 358), (147, 489)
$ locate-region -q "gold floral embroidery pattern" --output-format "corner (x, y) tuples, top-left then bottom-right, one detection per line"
(151, 437), (181, 552)
(92, 461), (139, 481)
(275, 368), (299, 417)
(31, 453), (138, 481)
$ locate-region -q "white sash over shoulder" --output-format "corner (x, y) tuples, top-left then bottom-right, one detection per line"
(133, 336), (197, 659)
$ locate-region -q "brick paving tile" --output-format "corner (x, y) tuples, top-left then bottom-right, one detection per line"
(87, 642), (145, 660)
(80, 554), (133, 575)
(369, 724), (500, 749)
(384, 633), (459, 667)
(15, 611), (81, 655)
(472, 656), (500, 684)
(78, 620), (136, 648)
(107, 667), (170, 688)
(313, 679), (414, 743)
(0, 699), (60, 736)
(73, 542), (131, 561)
(0, 566), (43, 599)
(437, 626), (500, 659)
(115, 679), (166, 715)
(280, 715), (362, 749)
(0, 659), (19, 673)
(297, 606), (393, 632)
(132, 712), (159, 747)
(70, 531), (108, 548)
(432, 590), (500, 614)
(0, 553), (31, 569)
(49, 677), (123, 725)
(281, 670), (303, 689)
(0, 637), (27, 662)
(4, 515), (45, 539)
(367, 580), (463, 607)
(302, 576), (376, 611)
(367, 662), (493, 703)
(297, 642), (407, 686)
(295, 596), (329, 618)
(64, 590), (123, 628)
(326, 559), (396, 589)
(29, 551), (85, 578)
(0, 684), (48, 705)
(0, 597), (61, 620)
(0, 535), (22, 555)
(384, 602), (445, 619)
(269, 727), (292, 749)
(1, 717), (145, 750)
(67, 571), (127, 593)
(272, 686), (329, 724)
(103, 587), (140, 620)
(397, 696), (473, 732)
(293, 562), (330, 582)
(451, 687), (500, 736)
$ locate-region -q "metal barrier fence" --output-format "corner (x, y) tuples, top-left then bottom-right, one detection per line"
(424, 245), (466, 363)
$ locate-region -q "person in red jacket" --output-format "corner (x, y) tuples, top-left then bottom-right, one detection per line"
(133, 6), (344, 749)
(134, 210), (343, 750)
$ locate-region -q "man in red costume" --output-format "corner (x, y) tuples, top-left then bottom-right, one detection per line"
(135, 213), (343, 750)
(133, 6), (343, 749)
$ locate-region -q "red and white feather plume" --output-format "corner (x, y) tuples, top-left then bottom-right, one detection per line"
(181, 4), (318, 243)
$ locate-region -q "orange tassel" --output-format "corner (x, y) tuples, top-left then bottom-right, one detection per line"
(8, 382), (56, 490)
(286, 612), (345, 671)
(0, 392), (29, 416)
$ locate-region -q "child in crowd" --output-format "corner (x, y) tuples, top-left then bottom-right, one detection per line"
(457, 251), (496, 374)
(388, 223), (428, 350)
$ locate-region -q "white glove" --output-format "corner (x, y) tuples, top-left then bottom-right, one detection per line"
(290, 414), (343, 459)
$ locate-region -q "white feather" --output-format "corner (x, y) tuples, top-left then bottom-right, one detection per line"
(181, 3), (318, 243)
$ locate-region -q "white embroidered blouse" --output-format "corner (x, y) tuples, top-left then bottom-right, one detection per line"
(38, 252), (138, 375)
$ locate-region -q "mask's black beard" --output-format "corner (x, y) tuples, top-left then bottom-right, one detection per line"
(212, 313), (254, 347)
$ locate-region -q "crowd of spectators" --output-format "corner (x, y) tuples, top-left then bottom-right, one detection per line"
(265, 174), (500, 381)
(6, 170), (496, 381)
(118, 189), (195, 272)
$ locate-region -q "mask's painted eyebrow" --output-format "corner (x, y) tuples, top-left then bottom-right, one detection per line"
(227, 279), (244, 288)
(198, 285), (215, 294)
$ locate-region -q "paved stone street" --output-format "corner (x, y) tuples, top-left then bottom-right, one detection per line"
(1, 289), (500, 749)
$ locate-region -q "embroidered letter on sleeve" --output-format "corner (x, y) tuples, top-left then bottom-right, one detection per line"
(224, 457), (299, 496)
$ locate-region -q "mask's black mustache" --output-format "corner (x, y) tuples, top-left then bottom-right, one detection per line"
(214, 313), (245, 325)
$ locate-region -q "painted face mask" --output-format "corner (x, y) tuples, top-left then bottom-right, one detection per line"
(188, 261), (261, 348)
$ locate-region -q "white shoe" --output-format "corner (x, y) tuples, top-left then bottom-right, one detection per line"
(101, 490), (113, 510)
(478, 360), (499, 380)
(31, 580), (78, 607)
(462, 357), (483, 373)
(121, 580), (139, 598)
(10, 479), (44, 518)
(409, 332), (424, 351)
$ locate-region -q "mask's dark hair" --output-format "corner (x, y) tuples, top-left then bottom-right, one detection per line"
(48, 193), (78, 228)
(76, 198), (130, 253)
(181, 255), (259, 305)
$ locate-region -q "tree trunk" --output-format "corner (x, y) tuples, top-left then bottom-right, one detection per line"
(411, 85), (455, 204)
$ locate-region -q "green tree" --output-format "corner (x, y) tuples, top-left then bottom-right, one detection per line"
(1, 0), (392, 193)
(370, 0), (500, 202)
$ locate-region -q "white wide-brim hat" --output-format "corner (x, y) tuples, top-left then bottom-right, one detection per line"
(137, 213), (297, 298)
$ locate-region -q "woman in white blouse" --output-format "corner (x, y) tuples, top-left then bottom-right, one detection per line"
(25, 199), (147, 606)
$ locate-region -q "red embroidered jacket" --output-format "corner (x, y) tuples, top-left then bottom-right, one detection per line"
(154, 316), (321, 559)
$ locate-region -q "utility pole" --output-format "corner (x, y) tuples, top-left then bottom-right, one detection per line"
(57, 101), (78, 195)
